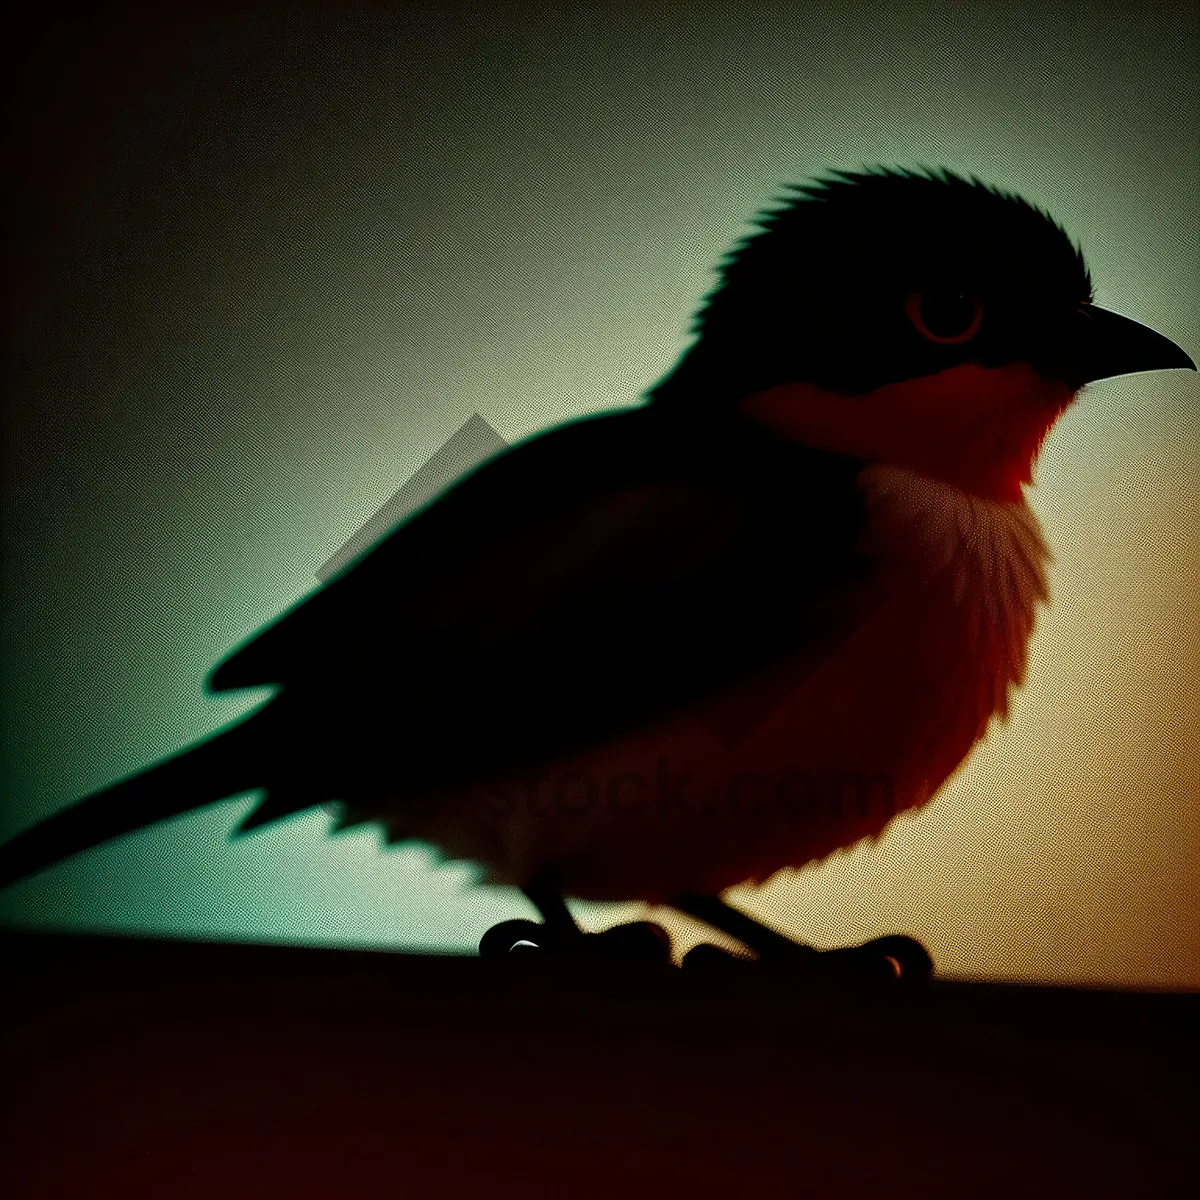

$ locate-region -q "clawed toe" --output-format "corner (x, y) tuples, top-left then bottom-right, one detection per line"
(827, 935), (934, 981)
(682, 934), (933, 981)
(586, 920), (673, 962)
(479, 918), (553, 958)
(479, 918), (673, 963)
(680, 943), (748, 969)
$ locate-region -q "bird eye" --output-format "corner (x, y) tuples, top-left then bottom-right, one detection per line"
(906, 287), (983, 344)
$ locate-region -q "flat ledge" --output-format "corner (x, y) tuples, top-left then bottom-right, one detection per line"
(2, 928), (1196, 1198)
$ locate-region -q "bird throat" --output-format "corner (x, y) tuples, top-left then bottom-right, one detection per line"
(740, 362), (1075, 503)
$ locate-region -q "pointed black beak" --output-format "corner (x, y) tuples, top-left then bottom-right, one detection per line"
(1064, 305), (1196, 385)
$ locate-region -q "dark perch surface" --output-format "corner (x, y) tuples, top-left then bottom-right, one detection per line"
(2, 929), (1196, 1199)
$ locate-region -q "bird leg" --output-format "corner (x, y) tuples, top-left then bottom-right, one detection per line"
(670, 892), (933, 981)
(523, 874), (587, 947)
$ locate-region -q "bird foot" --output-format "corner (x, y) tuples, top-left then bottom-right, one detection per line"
(479, 918), (931, 980)
(681, 933), (933, 981)
(479, 918), (674, 964)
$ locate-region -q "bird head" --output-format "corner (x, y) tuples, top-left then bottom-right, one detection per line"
(652, 166), (1195, 501)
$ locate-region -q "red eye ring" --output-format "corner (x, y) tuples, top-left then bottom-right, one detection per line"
(905, 288), (984, 344)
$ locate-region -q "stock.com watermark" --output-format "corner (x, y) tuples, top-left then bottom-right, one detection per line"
(409, 761), (896, 821)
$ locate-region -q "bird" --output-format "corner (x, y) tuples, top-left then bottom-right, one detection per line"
(1, 166), (1194, 976)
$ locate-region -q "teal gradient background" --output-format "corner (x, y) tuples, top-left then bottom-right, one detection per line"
(3, 1), (1197, 985)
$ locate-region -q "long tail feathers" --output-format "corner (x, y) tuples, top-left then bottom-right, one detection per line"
(0, 701), (291, 890)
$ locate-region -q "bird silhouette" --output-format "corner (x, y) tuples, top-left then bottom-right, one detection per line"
(2, 166), (1194, 976)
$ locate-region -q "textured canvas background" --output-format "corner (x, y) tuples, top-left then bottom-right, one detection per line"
(3, 0), (1197, 987)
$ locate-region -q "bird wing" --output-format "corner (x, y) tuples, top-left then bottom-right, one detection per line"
(209, 407), (873, 798)
(210, 409), (684, 693)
